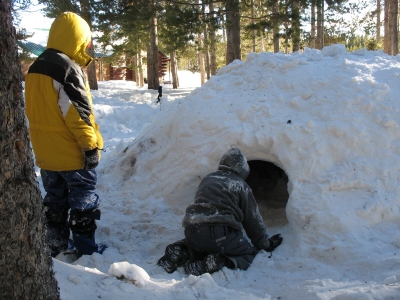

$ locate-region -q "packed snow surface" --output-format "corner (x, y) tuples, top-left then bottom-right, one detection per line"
(36, 46), (400, 299)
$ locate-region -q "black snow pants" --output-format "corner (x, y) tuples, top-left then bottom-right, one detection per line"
(184, 224), (259, 270)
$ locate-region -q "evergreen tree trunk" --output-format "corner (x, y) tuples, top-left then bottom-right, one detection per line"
(0, 2), (60, 299)
(291, 0), (300, 52)
(80, 0), (98, 90)
(86, 44), (98, 89)
(133, 55), (139, 85)
(225, 0), (241, 64)
(251, 0), (256, 52)
(377, 0), (381, 42)
(203, 2), (211, 80)
(391, 0), (397, 55)
(310, 0), (316, 48)
(147, 11), (159, 90)
(136, 39), (144, 87)
(316, 0), (324, 50)
(170, 50), (179, 89)
(384, 0), (389, 52)
(384, 0), (398, 55)
(273, 1), (280, 53)
(198, 32), (206, 85)
(138, 52), (144, 87)
(209, 1), (217, 75)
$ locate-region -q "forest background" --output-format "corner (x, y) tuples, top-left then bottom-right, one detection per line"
(2, 0), (400, 299)
(13, 0), (399, 91)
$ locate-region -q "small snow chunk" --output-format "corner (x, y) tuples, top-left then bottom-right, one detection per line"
(301, 92), (312, 100)
(68, 275), (83, 285)
(188, 275), (198, 285)
(383, 119), (398, 128)
(382, 275), (397, 284)
(290, 97), (300, 107)
(306, 121), (314, 128)
(108, 261), (150, 287)
(322, 44), (346, 57)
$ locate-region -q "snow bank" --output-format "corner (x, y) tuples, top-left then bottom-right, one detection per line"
(100, 45), (400, 270)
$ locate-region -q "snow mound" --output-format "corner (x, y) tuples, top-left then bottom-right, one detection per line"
(101, 45), (400, 268)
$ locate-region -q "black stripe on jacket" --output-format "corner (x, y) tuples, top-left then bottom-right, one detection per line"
(28, 48), (93, 127)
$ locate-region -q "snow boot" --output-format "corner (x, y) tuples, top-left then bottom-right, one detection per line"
(184, 253), (229, 276)
(157, 241), (190, 273)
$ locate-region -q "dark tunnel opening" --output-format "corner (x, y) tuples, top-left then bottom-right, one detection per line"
(245, 160), (289, 227)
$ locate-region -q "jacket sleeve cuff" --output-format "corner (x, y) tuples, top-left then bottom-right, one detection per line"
(256, 237), (270, 251)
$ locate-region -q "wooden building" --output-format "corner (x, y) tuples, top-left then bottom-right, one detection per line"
(19, 41), (171, 84)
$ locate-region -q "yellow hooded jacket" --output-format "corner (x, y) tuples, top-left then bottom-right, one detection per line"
(25, 12), (103, 171)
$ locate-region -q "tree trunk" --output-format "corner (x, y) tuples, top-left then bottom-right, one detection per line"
(80, 0), (98, 90)
(170, 51), (179, 89)
(133, 55), (139, 85)
(377, 0), (381, 42)
(86, 44), (98, 90)
(0, 2), (60, 299)
(384, 0), (398, 55)
(251, 0), (256, 52)
(316, 0), (324, 50)
(209, 1), (217, 75)
(291, 0), (300, 52)
(198, 32), (206, 85)
(310, 0), (316, 48)
(225, 0), (241, 64)
(384, 0), (389, 52)
(147, 13), (159, 90)
(273, 1), (279, 53)
(202, 2), (211, 80)
(391, 0), (398, 55)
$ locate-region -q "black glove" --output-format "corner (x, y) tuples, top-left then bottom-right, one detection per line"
(84, 148), (99, 170)
(265, 234), (283, 252)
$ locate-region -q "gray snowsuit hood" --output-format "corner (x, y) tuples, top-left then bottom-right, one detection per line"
(218, 147), (250, 180)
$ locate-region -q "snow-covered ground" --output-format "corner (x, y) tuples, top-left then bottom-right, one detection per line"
(33, 48), (400, 299)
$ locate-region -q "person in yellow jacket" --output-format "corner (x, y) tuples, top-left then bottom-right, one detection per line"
(25, 12), (105, 257)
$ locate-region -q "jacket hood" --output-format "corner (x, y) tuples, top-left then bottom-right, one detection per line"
(218, 147), (250, 180)
(47, 12), (93, 67)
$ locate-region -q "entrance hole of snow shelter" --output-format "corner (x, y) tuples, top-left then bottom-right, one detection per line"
(245, 160), (289, 227)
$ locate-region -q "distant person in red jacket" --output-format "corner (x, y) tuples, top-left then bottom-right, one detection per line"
(158, 147), (283, 276)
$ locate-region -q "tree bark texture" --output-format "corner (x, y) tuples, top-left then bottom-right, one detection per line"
(384, 0), (398, 55)
(0, 2), (60, 299)
(310, 0), (316, 48)
(291, 0), (300, 52)
(316, 0), (324, 50)
(377, 0), (381, 42)
(225, 0), (241, 64)
(147, 13), (159, 90)
(198, 32), (206, 85)
(170, 50), (179, 89)
(273, 1), (279, 53)
(209, 1), (217, 75)
(86, 44), (98, 90)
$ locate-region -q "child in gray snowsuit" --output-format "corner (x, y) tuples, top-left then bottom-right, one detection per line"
(158, 147), (283, 276)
